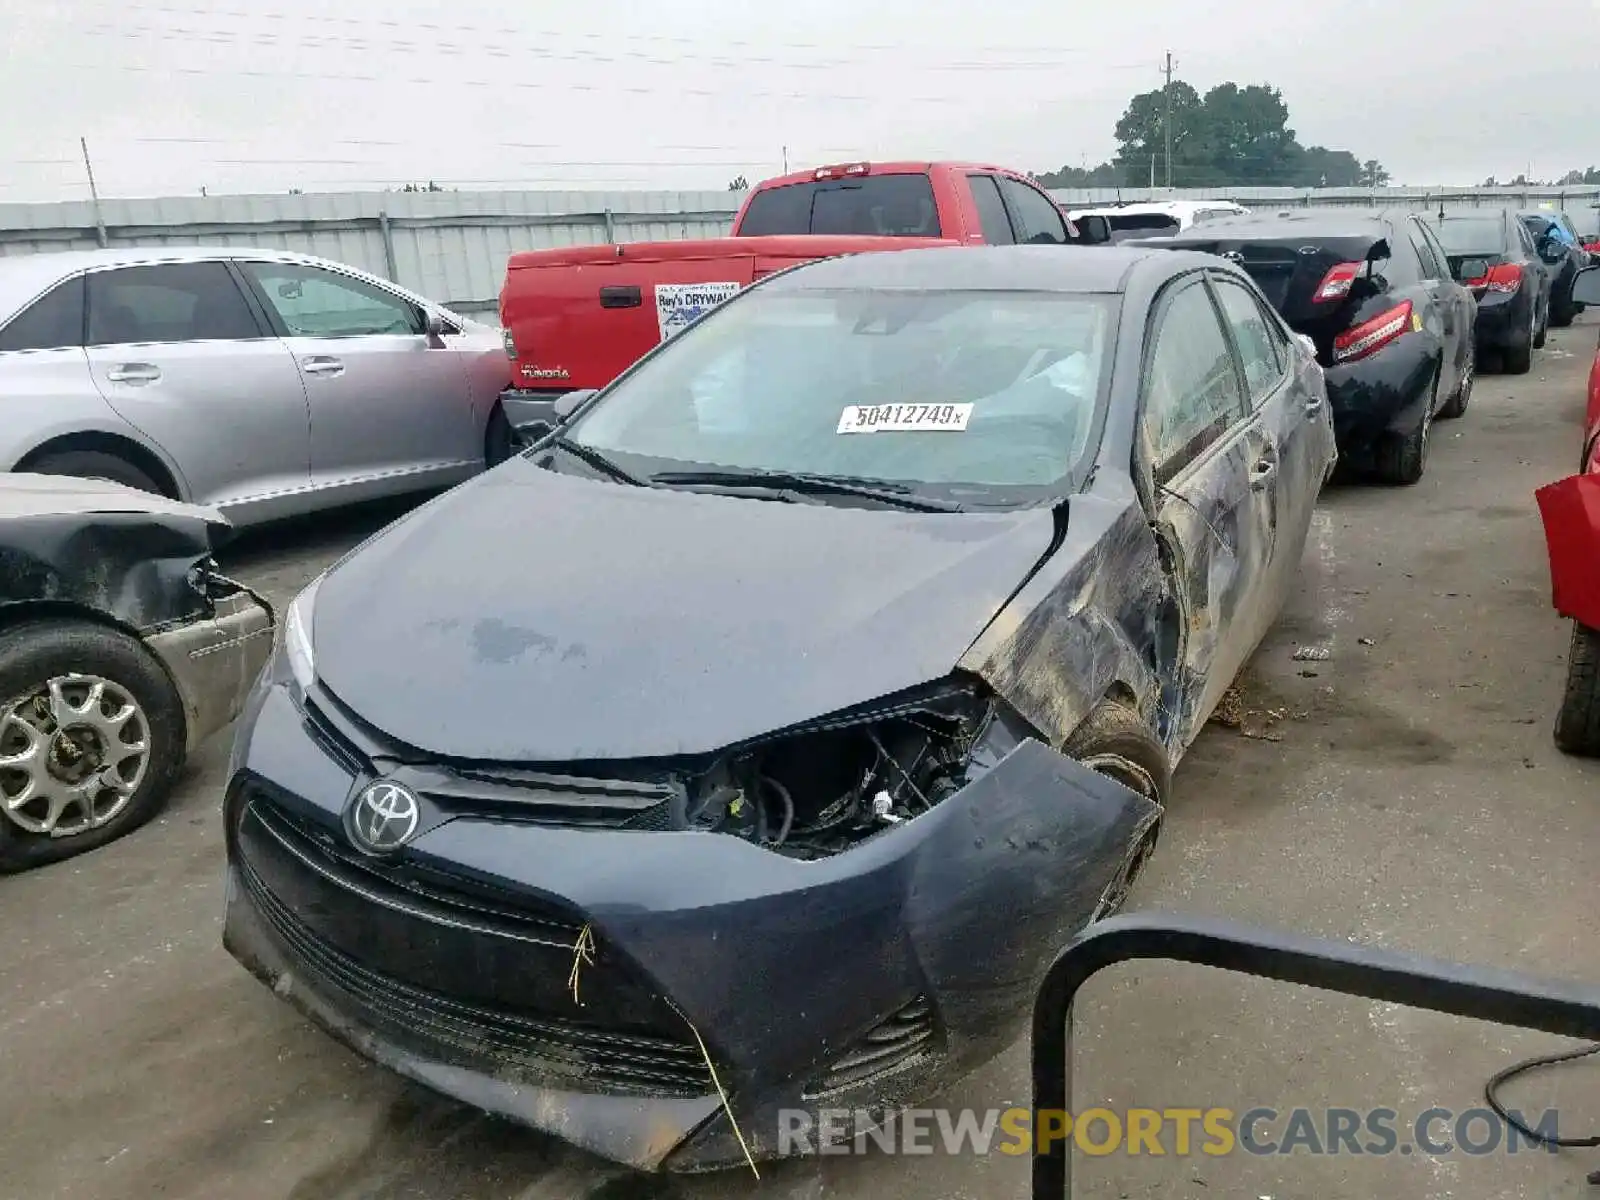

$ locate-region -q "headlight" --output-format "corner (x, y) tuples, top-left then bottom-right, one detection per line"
(283, 575), (321, 692)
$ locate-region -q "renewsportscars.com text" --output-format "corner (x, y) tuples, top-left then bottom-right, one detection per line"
(777, 1106), (1562, 1158)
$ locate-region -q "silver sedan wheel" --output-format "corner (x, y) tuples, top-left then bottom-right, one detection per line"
(0, 674), (151, 838)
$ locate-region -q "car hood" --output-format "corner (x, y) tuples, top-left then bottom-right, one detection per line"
(312, 460), (1060, 762)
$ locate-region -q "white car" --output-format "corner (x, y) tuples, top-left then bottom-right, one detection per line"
(0, 247), (513, 527)
(1066, 200), (1250, 243)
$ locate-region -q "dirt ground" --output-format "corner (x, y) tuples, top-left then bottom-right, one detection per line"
(3, 318), (1598, 1200)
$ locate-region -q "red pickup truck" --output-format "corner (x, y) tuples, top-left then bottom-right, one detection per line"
(495, 161), (1105, 431)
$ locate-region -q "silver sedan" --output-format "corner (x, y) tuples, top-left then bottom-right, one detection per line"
(0, 247), (513, 527)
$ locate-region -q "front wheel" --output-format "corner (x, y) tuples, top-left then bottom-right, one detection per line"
(1061, 700), (1171, 922)
(0, 620), (185, 872)
(1554, 621), (1600, 757)
(1439, 347), (1475, 418)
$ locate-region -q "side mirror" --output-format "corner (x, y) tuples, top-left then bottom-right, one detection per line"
(1538, 238), (1568, 265)
(423, 310), (447, 345)
(1457, 257), (1490, 283)
(552, 388), (599, 423)
(1070, 215), (1112, 245)
(1572, 265), (1600, 307)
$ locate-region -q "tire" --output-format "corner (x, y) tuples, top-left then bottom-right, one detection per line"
(1060, 700), (1171, 921)
(24, 450), (162, 496)
(1551, 293), (1576, 328)
(1553, 621), (1600, 757)
(484, 403), (514, 469)
(0, 620), (185, 872)
(1439, 346), (1475, 418)
(1374, 376), (1436, 485)
(1533, 301), (1548, 350)
(1504, 340), (1533, 375)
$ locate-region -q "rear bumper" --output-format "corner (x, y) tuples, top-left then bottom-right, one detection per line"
(146, 589), (275, 753)
(1323, 339), (1437, 449)
(498, 387), (572, 443)
(1472, 291), (1533, 349)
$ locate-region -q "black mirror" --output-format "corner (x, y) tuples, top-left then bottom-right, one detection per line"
(1538, 238), (1568, 264)
(1030, 914), (1600, 1199)
(552, 388), (599, 423)
(1572, 265), (1600, 306)
(1457, 257), (1490, 282)
(1071, 214), (1112, 245)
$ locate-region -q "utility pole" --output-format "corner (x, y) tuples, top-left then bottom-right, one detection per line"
(1161, 52), (1176, 190)
(782, 145), (789, 174)
(80, 136), (108, 247)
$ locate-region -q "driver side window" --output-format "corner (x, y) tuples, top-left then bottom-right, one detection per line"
(243, 262), (424, 337)
(1140, 279), (1249, 486)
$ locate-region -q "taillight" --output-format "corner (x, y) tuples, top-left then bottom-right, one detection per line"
(814, 162), (871, 180)
(1466, 263), (1522, 294)
(1332, 301), (1415, 364)
(1313, 261), (1364, 302)
(502, 327), (517, 360)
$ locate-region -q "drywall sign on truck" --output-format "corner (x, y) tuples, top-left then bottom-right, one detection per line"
(656, 281), (742, 340)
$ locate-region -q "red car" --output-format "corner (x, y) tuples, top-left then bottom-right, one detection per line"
(1536, 264), (1600, 755)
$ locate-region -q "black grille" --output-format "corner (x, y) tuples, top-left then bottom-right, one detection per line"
(805, 996), (937, 1099)
(300, 687), (680, 832)
(238, 852), (713, 1098)
(250, 793), (584, 945)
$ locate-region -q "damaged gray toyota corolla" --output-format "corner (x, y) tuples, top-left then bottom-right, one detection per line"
(222, 245), (1337, 1172)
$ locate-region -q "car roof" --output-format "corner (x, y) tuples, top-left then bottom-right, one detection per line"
(1068, 200), (1248, 219)
(1169, 208), (1396, 239)
(763, 243), (1196, 295)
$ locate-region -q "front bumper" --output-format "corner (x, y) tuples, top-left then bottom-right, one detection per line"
(222, 679), (1158, 1172)
(1536, 472), (1600, 630)
(146, 588), (275, 753)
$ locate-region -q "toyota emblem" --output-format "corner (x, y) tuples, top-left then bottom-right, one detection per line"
(348, 781), (421, 853)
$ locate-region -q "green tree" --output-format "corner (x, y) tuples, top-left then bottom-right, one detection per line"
(727, 175), (749, 191)
(1086, 77), (1386, 190)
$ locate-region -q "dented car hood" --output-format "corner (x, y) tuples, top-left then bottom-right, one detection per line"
(312, 459), (1061, 761)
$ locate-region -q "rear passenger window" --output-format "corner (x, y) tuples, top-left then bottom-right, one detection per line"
(88, 263), (261, 345)
(997, 178), (1069, 245)
(966, 175), (1016, 244)
(1211, 277), (1284, 404)
(0, 276), (85, 352)
(1141, 279), (1249, 483)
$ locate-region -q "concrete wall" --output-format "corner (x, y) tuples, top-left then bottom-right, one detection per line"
(2, 185), (1596, 320)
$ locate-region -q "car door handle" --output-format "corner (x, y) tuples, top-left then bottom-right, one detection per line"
(301, 356), (345, 377)
(105, 363), (161, 385)
(1250, 458), (1277, 491)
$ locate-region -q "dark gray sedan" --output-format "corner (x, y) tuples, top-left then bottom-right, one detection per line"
(222, 244), (1336, 1171)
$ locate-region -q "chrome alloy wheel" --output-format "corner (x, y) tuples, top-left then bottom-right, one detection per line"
(0, 675), (151, 838)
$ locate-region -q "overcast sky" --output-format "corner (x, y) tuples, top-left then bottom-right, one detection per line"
(3, 0), (1598, 203)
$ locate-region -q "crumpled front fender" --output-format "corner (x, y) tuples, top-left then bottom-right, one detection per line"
(1535, 473), (1600, 629)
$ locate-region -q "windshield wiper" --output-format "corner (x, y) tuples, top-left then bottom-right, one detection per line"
(549, 435), (648, 487)
(650, 468), (964, 512)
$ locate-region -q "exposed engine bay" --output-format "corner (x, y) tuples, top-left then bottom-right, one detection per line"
(682, 687), (1020, 858)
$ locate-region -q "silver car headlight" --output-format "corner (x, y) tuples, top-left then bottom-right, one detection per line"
(283, 575), (322, 693)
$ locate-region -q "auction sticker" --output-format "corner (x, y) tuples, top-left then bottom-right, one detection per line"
(656, 282), (741, 340)
(837, 403), (974, 434)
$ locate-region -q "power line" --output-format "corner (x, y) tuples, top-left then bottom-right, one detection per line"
(69, 3), (1179, 60)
